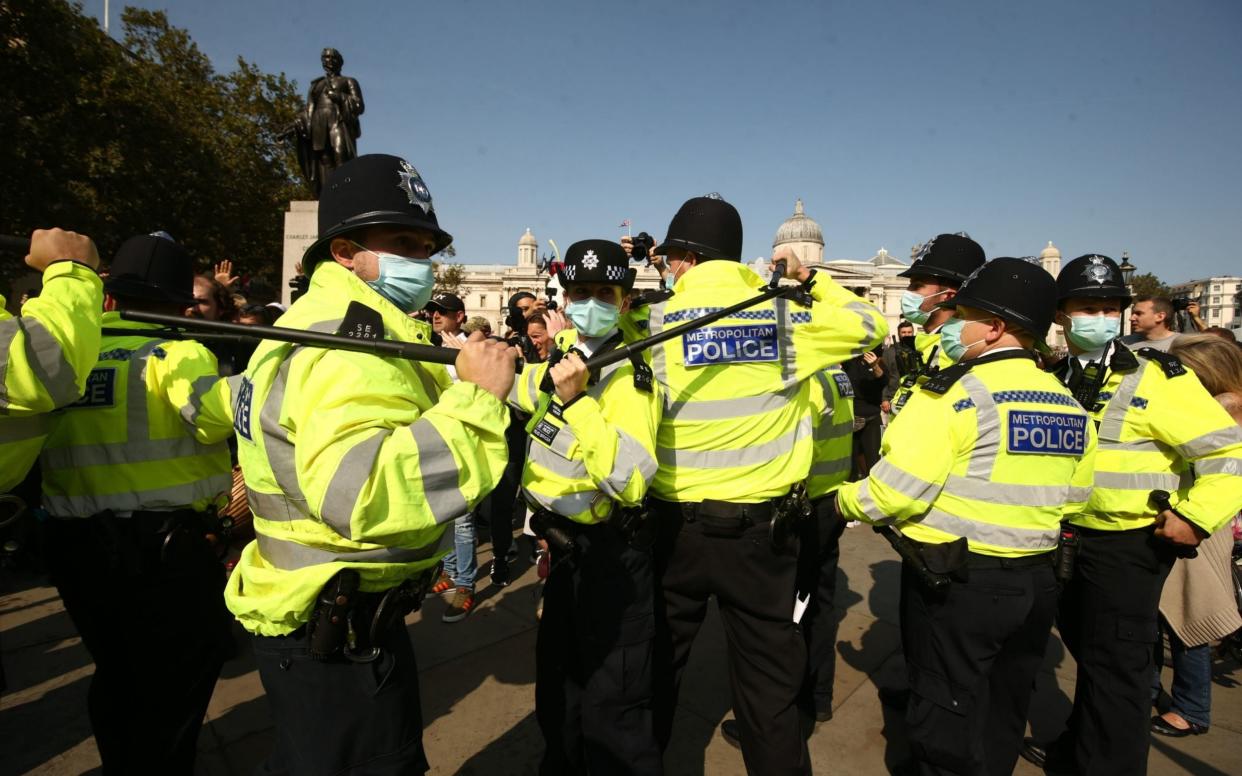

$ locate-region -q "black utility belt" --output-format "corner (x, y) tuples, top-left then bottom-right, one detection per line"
(1072, 523), (1152, 538)
(963, 551), (1053, 570)
(303, 568), (435, 662)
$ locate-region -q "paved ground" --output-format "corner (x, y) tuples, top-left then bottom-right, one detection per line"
(3, 528), (1240, 775)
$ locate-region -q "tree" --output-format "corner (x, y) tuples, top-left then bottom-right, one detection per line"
(1, 1), (307, 288)
(433, 262), (466, 296)
(1129, 272), (1171, 299)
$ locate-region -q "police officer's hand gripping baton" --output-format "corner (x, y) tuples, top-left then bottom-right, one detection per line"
(1150, 489), (1199, 559)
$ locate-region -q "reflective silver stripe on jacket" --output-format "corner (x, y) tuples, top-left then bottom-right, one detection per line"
(655, 417), (812, 469)
(941, 474), (1069, 507)
(810, 457), (851, 477)
(0, 413), (50, 443)
(529, 441), (588, 479)
(1099, 438), (1169, 454)
(647, 301), (668, 386)
(408, 419), (471, 526)
(0, 317), (82, 409)
(318, 428), (391, 538)
(179, 374), (221, 428)
(1094, 470), (1193, 492)
(255, 525), (453, 571)
(1098, 369), (1143, 441)
(1176, 427), (1242, 461)
(869, 459), (942, 503)
(665, 384), (800, 422)
(844, 301), (879, 356)
(915, 508), (1058, 551)
(1194, 457), (1242, 476)
(43, 473), (232, 517)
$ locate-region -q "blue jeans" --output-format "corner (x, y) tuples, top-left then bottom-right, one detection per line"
(1151, 619), (1212, 728)
(441, 514), (477, 589)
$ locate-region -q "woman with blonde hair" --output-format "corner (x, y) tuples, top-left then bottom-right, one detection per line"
(1151, 334), (1242, 736)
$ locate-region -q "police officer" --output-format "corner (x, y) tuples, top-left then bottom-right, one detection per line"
(1022, 255), (1242, 776)
(890, 233), (986, 416)
(0, 228), (104, 493)
(720, 362), (855, 746)
(39, 233), (235, 775)
(509, 240), (664, 775)
(837, 258), (1097, 775)
(642, 195), (888, 775)
(224, 154), (515, 775)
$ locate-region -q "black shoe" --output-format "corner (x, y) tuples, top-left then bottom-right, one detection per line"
(490, 559), (511, 588)
(877, 686), (909, 708)
(1151, 714), (1208, 737)
(720, 719), (741, 749)
(1020, 738), (1076, 774)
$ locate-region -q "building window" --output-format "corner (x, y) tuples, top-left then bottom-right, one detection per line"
(1213, 296), (1220, 304)
(1213, 284), (1221, 291)
(479, 294), (487, 308)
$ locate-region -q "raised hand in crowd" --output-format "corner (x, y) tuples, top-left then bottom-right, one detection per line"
(544, 308), (570, 339)
(214, 259), (239, 289)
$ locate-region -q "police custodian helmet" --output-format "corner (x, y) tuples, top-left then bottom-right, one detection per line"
(653, 194), (743, 261)
(899, 233), (986, 284)
(301, 154), (453, 271)
(556, 240), (637, 291)
(941, 257), (1058, 349)
(1057, 254), (1133, 308)
(105, 233), (197, 306)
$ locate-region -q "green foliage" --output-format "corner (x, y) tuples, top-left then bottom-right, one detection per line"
(433, 262), (467, 296)
(1129, 272), (1171, 299)
(0, 0), (308, 288)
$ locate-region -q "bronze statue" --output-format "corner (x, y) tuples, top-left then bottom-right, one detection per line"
(286, 48), (365, 197)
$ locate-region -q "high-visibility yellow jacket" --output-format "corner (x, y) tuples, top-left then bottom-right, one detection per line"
(224, 262), (510, 636)
(40, 314), (233, 516)
(806, 367), (856, 500)
(838, 351), (1097, 557)
(511, 328), (662, 523)
(1068, 346), (1242, 534)
(0, 261), (103, 492)
(890, 330), (954, 416)
(637, 261), (888, 502)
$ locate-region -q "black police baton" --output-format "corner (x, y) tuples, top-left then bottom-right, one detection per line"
(118, 310), (463, 367)
(874, 525), (950, 591)
(1149, 489), (1199, 559)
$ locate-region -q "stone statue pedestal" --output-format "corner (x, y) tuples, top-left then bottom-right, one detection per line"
(282, 201), (318, 306)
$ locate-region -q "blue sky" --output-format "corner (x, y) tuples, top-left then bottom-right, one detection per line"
(102, 1), (1241, 282)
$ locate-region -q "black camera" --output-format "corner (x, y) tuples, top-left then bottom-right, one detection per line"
(629, 231), (655, 262)
(1171, 296), (1192, 311)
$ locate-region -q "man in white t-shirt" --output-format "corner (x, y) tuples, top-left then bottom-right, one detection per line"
(1121, 295), (1179, 352)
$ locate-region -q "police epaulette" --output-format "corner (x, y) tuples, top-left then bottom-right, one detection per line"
(338, 301), (384, 341)
(1136, 348), (1187, 378)
(629, 352), (654, 393)
(1110, 342), (1139, 372)
(921, 362), (972, 395)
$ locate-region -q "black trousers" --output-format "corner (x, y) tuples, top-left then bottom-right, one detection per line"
(481, 417), (528, 567)
(652, 504), (811, 776)
(536, 521), (661, 775)
(252, 618), (428, 775)
(900, 558), (1058, 776)
(797, 497), (847, 714)
(45, 515), (230, 776)
(1050, 526), (1176, 776)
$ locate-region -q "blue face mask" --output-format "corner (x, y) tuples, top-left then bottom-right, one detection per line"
(900, 289), (947, 326)
(355, 244), (435, 313)
(939, 317), (986, 362)
(566, 297), (620, 338)
(1066, 314), (1120, 351)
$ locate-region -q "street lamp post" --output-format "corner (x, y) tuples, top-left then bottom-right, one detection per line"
(1119, 251), (1137, 335)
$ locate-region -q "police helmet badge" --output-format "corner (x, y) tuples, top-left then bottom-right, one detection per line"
(1082, 256), (1111, 285)
(396, 160), (434, 215)
(581, 250), (600, 270)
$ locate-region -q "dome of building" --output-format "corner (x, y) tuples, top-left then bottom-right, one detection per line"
(1040, 241), (1060, 260)
(773, 199), (824, 248)
(519, 227), (537, 247)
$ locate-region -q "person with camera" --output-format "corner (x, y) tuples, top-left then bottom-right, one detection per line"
(838, 258), (1097, 776)
(638, 194), (887, 775)
(1122, 295), (1181, 352)
(507, 239), (665, 775)
(224, 154), (515, 775)
(1022, 255), (1242, 776)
